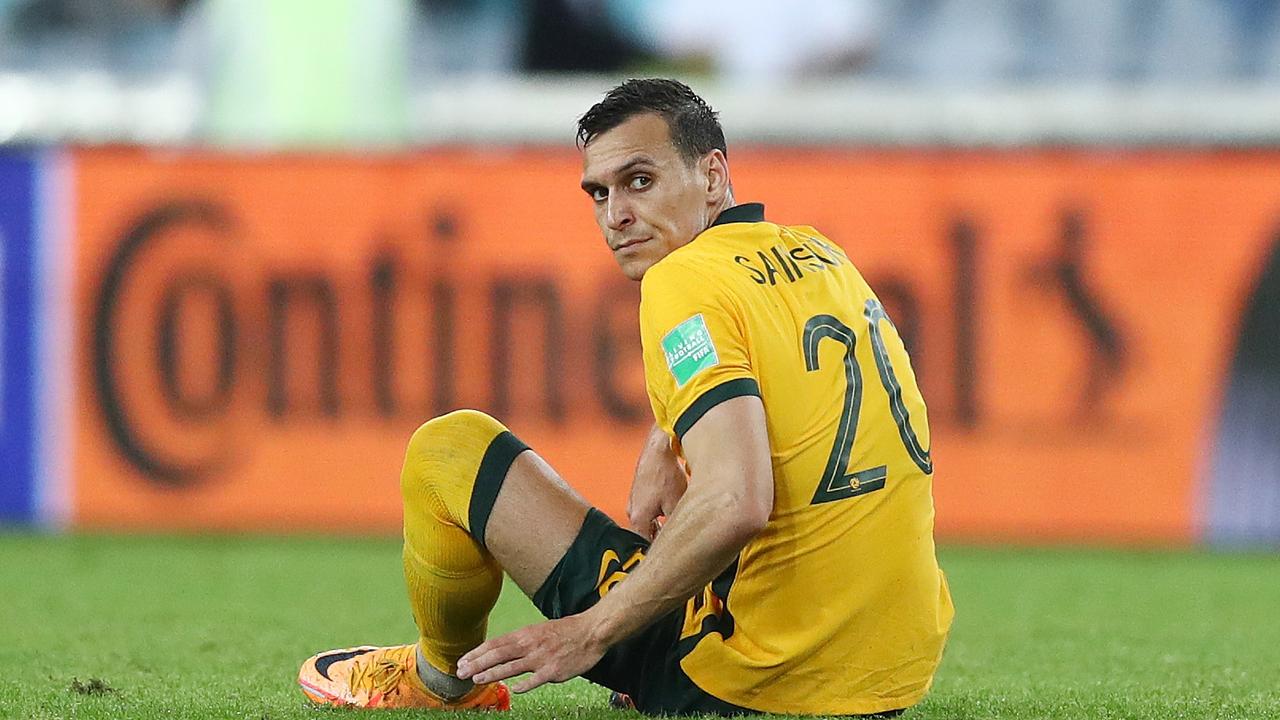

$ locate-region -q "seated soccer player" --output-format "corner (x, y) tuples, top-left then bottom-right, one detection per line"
(298, 78), (953, 716)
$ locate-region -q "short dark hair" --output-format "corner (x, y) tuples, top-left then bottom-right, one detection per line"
(577, 78), (727, 163)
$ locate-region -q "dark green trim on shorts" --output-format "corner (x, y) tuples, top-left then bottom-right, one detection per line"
(674, 378), (761, 440)
(467, 430), (530, 547)
(710, 557), (740, 639)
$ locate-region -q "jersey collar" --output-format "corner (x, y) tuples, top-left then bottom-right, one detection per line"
(709, 203), (765, 228)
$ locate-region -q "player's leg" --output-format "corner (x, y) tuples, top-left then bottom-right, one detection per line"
(400, 410), (591, 683)
(392, 412), (757, 715)
(298, 409), (591, 710)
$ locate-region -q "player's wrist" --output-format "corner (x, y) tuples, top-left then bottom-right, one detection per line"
(582, 596), (641, 650)
(580, 605), (621, 651)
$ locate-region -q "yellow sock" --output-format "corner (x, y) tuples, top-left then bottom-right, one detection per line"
(399, 409), (527, 675)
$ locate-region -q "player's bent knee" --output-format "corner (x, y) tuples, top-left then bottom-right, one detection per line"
(401, 409), (511, 510)
(407, 409), (507, 455)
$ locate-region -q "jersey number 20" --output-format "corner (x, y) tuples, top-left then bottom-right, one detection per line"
(802, 299), (933, 505)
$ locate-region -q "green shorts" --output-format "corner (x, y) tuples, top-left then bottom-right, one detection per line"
(531, 508), (750, 716)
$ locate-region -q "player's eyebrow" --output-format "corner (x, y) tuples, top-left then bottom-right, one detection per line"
(581, 155), (658, 193)
(612, 156), (657, 177)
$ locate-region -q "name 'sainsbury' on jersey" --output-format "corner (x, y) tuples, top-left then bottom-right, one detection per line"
(733, 235), (847, 286)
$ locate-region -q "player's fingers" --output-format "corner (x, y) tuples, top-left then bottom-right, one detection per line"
(511, 668), (555, 694)
(471, 655), (537, 685)
(627, 484), (660, 530)
(627, 500), (659, 540)
(629, 520), (655, 541)
(457, 636), (522, 679)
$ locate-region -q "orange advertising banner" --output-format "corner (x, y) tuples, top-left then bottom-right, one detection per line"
(69, 148), (1280, 541)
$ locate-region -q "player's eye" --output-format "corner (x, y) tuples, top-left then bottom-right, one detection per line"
(590, 187), (608, 202)
(629, 175), (651, 191)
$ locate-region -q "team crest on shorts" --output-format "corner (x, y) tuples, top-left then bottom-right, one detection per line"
(662, 314), (720, 386)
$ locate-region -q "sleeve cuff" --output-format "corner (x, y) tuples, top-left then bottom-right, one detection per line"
(673, 378), (761, 440)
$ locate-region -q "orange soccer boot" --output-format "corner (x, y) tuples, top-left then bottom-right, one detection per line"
(298, 644), (511, 710)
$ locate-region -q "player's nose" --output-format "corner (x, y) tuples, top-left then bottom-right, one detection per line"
(605, 195), (634, 231)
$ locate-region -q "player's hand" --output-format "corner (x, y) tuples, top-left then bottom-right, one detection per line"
(455, 613), (607, 694)
(628, 425), (688, 540)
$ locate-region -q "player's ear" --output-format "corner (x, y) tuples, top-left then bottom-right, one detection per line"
(703, 149), (730, 205)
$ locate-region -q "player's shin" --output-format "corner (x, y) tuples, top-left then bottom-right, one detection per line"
(399, 411), (510, 698)
(402, 533), (501, 698)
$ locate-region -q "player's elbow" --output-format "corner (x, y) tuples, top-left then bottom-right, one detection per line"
(744, 494), (773, 535)
(721, 488), (771, 544)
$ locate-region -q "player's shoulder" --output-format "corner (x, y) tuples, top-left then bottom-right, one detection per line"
(641, 244), (708, 286)
(642, 204), (778, 286)
(638, 257), (722, 326)
(639, 240), (747, 303)
(638, 241), (717, 293)
(780, 223), (851, 262)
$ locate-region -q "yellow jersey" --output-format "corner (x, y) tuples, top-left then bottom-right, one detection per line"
(638, 203), (954, 715)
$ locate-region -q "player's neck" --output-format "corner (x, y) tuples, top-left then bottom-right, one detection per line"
(706, 194), (736, 230)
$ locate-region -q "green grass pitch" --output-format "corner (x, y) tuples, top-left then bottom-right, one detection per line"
(1, 533), (1276, 719)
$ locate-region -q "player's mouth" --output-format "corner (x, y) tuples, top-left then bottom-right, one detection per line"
(613, 237), (650, 251)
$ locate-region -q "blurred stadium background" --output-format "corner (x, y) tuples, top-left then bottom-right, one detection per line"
(3, 0), (1278, 544)
(1, 1), (1279, 717)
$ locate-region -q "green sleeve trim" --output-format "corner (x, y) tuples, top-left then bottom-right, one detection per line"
(673, 378), (761, 440)
(467, 430), (530, 548)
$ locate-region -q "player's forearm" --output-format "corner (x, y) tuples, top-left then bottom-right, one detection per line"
(584, 482), (765, 647)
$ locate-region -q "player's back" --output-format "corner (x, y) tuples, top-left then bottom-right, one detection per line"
(639, 205), (953, 716)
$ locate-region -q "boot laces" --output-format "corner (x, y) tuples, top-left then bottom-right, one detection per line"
(348, 645), (417, 701)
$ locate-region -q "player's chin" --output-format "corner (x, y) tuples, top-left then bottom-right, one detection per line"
(614, 253), (656, 281)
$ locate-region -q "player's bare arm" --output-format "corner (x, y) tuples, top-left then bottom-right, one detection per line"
(457, 395), (773, 692)
(590, 396), (772, 638)
(627, 423), (688, 540)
